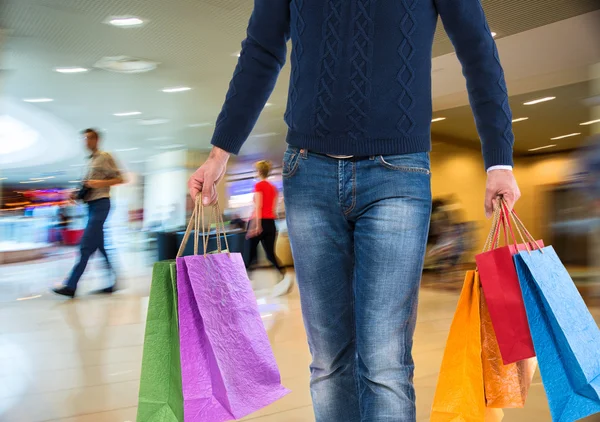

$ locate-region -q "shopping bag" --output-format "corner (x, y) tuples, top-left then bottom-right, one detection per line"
(431, 270), (503, 422)
(480, 291), (537, 408)
(515, 246), (600, 422)
(137, 260), (184, 422)
(177, 200), (290, 422)
(475, 203), (540, 364)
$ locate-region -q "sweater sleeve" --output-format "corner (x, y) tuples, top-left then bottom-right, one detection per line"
(435, 0), (514, 169)
(210, 0), (291, 154)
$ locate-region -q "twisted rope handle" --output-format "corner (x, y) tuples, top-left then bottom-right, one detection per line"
(176, 196), (231, 258)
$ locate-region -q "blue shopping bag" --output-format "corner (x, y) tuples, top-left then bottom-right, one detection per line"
(515, 246), (600, 422)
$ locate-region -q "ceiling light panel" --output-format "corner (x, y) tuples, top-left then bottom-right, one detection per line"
(431, 117), (446, 122)
(55, 67), (88, 74)
(114, 111), (142, 117)
(529, 144), (556, 152)
(162, 87), (192, 93)
(550, 133), (581, 140)
(512, 117), (529, 123)
(23, 98), (53, 103)
(580, 119), (600, 126)
(523, 96), (556, 105)
(106, 16), (146, 27)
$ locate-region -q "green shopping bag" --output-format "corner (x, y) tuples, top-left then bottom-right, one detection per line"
(136, 260), (184, 422)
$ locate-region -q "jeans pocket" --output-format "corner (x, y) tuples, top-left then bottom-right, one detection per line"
(377, 153), (431, 175)
(282, 147), (301, 179)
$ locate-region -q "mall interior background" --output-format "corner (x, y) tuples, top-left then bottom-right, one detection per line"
(0, 0), (599, 421)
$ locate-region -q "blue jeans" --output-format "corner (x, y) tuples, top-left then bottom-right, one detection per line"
(66, 198), (113, 290)
(283, 149), (432, 422)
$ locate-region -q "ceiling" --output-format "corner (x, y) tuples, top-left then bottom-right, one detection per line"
(1, 0), (599, 185)
(432, 81), (595, 154)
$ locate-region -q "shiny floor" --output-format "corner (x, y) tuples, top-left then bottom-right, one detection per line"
(1, 247), (599, 422)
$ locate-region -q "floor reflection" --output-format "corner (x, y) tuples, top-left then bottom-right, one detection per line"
(0, 251), (598, 421)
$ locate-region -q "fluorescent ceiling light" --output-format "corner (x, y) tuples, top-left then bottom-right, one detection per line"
(114, 111), (142, 117)
(23, 98), (54, 103)
(491, 32), (497, 37)
(162, 86), (192, 93)
(107, 16), (145, 27)
(265, 103), (273, 107)
(19, 180), (39, 184)
(0, 177), (7, 181)
(155, 144), (185, 150)
(528, 144), (556, 152)
(68, 180), (81, 183)
(232, 52), (241, 57)
(580, 119), (600, 126)
(55, 67), (89, 74)
(431, 117), (446, 123)
(550, 133), (581, 140)
(115, 147), (139, 152)
(523, 96), (556, 106)
(512, 117), (529, 123)
(30, 176), (54, 180)
(188, 122), (212, 128)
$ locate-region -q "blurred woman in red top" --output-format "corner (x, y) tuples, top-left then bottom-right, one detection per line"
(246, 160), (294, 296)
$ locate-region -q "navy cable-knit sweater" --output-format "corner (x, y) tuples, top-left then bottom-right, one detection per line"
(211, 0), (514, 169)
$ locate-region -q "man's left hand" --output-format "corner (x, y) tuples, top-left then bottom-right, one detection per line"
(485, 169), (520, 218)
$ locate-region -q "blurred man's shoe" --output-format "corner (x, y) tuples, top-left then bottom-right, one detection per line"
(271, 273), (295, 297)
(90, 284), (118, 295)
(52, 286), (76, 298)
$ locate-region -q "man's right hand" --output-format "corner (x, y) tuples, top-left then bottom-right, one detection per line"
(188, 147), (230, 205)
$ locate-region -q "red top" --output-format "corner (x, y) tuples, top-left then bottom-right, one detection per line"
(254, 180), (278, 220)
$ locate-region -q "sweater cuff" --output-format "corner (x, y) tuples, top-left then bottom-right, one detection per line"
(210, 133), (245, 155)
(483, 147), (514, 170)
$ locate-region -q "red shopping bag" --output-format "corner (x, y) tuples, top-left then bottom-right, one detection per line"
(475, 202), (542, 365)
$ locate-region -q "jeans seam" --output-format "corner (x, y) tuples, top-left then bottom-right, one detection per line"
(377, 156), (431, 175)
(343, 161), (357, 216)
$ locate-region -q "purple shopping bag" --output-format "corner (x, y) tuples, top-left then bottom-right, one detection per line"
(176, 201), (290, 422)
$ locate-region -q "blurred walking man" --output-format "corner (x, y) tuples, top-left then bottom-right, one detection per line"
(53, 129), (123, 298)
(189, 1), (520, 420)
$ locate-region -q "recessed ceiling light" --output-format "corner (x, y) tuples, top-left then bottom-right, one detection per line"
(68, 180), (81, 183)
(139, 118), (169, 125)
(114, 111), (142, 117)
(106, 16), (145, 27)
(162, 86), (192, 93)
(512, 117), (529, 123)
(188, 122), (212, 128)
(529, 144), (556, 152)
(265, 103), (273, 107)
(115, 147), (139, 152)
(431, 117), (446, 123)
(491, 32), (497, 38)
(23, 98), (54, 103)
(523, 96), (556, 106)
(550, 133), (581, 140)
(55, 67), (89, 74)
(580, 119), (600, 126)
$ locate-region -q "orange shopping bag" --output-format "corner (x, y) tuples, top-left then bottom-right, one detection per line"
(481, 291), (537, 408)
(431, 270), (503, 422)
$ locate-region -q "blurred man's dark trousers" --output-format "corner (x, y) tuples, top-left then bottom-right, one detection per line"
(65, 198), (113, 290)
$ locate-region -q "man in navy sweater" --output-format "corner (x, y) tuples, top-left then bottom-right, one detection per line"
(189, 0), (520, 420)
